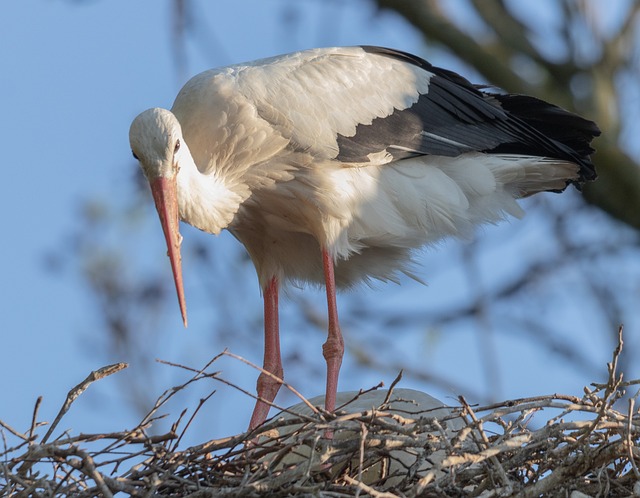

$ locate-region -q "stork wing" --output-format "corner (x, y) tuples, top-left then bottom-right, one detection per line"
(174, 46), (597, 185)
(236, 46), (597, 180)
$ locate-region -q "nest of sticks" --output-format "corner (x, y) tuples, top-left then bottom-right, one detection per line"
(2, 329), (639, 497)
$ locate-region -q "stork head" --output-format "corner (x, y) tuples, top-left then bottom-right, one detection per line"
(129, 108), (188, 327)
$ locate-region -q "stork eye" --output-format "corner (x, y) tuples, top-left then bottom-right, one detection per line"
(132, 150), (139, 160)
(174, 139), (181, 153)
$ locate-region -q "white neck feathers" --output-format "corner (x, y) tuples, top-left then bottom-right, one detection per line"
(176, 145), (243, 235)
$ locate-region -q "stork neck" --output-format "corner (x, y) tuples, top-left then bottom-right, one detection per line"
(175, 148), (243, 235)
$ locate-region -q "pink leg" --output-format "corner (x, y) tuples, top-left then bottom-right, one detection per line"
(247, 276), (283, 431)
(322, 248), (344, 414)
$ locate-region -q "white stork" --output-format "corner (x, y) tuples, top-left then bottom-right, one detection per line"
(129, 46), (599, 431)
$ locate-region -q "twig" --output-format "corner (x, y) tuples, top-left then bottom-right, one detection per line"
(578, 326), (624, 442)
(67, 448), (114, 498)
(42, 363), (128, 445)
(356, 421), (368, 496)
(343, 475), (398, 498)
(381, 370), (402, 406)
(27, 396), (42, 448)
(627, 397), (640, 479)
(223, 351), (320, 417)
(458, 395), (513, 493)
(0, 420), (29, 441)
(172, 389), (217, 451)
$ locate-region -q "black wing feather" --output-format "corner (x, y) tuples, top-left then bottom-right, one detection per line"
(336, 46), (599, 187)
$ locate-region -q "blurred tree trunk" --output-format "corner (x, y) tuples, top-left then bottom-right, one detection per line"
(376, 0), (640, 228)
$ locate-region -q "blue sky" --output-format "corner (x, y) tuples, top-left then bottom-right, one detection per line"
(1, 1), (635, 445)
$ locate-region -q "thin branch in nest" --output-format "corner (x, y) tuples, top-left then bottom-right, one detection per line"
(222, 351), (322, 421)
(0, 420), (29, 442)
(627, 397), (640, 479)
(577, 325), (625, 442)
(27, 396), (42, 447)
(42, 363), (129, 445)
(458, 395), (513, 493)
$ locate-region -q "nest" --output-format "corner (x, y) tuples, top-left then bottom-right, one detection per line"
(2, 330), (639, 497)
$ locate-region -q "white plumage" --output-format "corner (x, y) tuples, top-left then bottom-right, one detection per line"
(129, 46), (599, 431)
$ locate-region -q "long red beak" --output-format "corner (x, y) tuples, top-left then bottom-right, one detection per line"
(150, 176), (188, 327)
